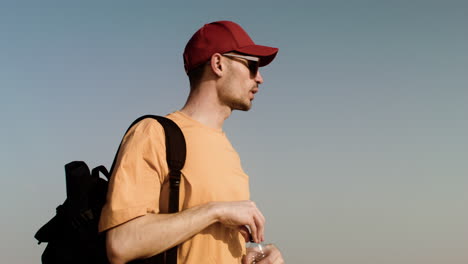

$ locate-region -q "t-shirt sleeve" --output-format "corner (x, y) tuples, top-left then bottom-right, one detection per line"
(98, 119), (168, 232)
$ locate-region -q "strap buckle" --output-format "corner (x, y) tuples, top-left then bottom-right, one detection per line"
(169, 170), (181, 189)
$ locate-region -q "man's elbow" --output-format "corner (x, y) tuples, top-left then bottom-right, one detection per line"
(105, 231), (127, 264)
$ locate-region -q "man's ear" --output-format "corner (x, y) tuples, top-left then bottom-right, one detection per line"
(209, 53), (224, 77)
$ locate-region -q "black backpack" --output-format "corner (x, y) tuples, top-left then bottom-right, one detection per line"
(35, 115), (186, 264)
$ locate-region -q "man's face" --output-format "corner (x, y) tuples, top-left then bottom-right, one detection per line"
(218, 54), (263, 111)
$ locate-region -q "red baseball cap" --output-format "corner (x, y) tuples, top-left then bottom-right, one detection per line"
(183, 21), (279, 74)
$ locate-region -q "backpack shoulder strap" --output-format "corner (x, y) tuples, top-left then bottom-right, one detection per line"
(109, 115), (186, 177)
(110, 115), (186, 264)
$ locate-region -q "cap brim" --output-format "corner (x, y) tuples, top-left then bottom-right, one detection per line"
(235, 45), (279, 67)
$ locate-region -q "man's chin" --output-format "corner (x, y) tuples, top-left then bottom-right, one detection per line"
(233, 107), (251, 112)
(238, 103), (252, 112)
(231, 100), (252, 112)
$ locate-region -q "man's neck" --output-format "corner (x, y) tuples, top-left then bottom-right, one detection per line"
(180, 85), (231, 131)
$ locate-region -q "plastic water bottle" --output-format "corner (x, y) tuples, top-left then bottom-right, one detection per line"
(245, 242), (267, 264)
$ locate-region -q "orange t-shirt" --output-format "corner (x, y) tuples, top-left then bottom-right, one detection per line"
(99, 111), (250, 263)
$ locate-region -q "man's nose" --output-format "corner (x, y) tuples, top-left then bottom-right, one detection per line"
(255, 71), (264, 84)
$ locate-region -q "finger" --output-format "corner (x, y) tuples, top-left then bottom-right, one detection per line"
(257, 206), (266, 224)
(241, 254), (249, 264)
(258, 245), (283, 264)
(249, 219), (259, 243)
(257, 249), (280, 264)
(239, 225), (250, 242)
(252, 210), (265, 242)
(252, 204), (266, 242)
(270, 251), (283, 264)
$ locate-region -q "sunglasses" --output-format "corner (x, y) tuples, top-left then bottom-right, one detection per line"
(223, 53), (260, 77)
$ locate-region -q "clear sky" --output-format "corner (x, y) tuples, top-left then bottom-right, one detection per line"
(1, 0), (467, 263)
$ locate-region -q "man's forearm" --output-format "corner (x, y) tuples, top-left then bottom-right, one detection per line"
(106, 202), (219, 264)
(105, 200), (265, 264)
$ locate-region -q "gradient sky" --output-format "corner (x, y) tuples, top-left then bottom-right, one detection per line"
(1, 1), (467, 263)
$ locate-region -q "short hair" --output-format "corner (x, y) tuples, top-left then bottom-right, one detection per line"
(187, 63), (208, 90)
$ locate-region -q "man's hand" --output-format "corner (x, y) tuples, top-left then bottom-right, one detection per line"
(213, 200), (265, 243)
(242, 244), (284, 264)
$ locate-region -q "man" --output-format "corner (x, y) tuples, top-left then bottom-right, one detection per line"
(99, 20), (284, 264)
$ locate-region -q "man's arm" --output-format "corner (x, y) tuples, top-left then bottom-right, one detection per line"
(106, 200), (265, 264)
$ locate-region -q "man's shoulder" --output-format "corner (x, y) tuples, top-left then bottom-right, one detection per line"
(123, 112), (187, 142)
(124, 117), (167, 142)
